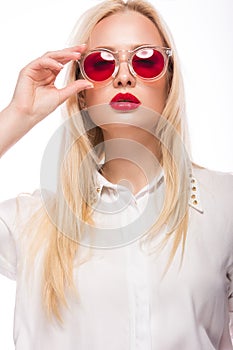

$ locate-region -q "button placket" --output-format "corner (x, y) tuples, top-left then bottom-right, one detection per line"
(126, 244), (152, 350)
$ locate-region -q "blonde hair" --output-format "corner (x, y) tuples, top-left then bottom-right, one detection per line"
(23, 0), (193, 323)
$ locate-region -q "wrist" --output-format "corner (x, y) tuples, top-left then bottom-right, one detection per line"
(0, 103), (34, 157)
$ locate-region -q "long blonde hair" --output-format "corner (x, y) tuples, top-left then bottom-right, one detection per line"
(23, 0), (193, 323)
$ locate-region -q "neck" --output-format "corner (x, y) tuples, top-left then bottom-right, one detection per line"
(100, 126), (162, 195)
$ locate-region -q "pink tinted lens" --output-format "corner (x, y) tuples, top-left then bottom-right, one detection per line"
(83, 51), (115, 81)
(132, 48), (165, 79)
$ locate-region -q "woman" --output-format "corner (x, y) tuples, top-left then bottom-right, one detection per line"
(0, 0), (233, 349)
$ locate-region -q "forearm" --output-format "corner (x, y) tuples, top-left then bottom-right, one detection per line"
(0, 104), (33, 158)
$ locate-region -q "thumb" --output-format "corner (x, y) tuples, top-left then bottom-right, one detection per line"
(58, 80), (93, 104)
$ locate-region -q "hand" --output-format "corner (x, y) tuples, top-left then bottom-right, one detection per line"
(10, 45), (93, 125)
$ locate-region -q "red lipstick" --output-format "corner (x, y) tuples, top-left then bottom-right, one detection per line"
(110, 93), (141, 111)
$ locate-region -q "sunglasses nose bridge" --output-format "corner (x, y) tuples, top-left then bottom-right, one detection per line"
(115, 51), (133, 76)
(116, 50), (134, 75)
(117, 49), (130, 63)
(113, 53), (136, 87)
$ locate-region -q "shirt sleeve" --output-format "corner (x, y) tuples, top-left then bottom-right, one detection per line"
(0, 189), (43, 280)
(226, 173), (233, 343)
(228, 265), (233, 342)
(0, 215), (17, 280)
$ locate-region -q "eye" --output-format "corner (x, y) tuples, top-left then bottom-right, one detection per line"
(133, 58), (155, 67)
(93, 52), (115, 69)
(100, 51), (115, 61)
(132, 48), (165, 79)
(133, 48), (164, 66)
(136, 48), (154, 59)
(94, 60), (112, 68)
(83, 51), (115, 81)
(133, 48), (160, 67)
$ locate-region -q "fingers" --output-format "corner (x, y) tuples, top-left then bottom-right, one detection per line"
(41, 44), (87, 65)
(17, 45), (93, 108)
(58, 79), (93, 105)
(23, 44), (87, 73)
(26, 57), (64, 72)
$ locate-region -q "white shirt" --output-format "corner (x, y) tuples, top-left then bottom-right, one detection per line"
(0, 166), (233, 350)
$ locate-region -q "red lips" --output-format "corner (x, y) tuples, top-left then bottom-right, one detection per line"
(110, 93), (141, 111)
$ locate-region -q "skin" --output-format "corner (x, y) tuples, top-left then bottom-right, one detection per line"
(0, 45), (93, 157)
(84, 11), (169, 194)
(0, 11), (170, 195)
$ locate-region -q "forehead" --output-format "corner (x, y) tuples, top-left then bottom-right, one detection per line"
(88, 11), (164, 50)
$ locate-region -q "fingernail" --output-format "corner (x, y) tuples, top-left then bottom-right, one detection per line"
(84, 83), (94, 89)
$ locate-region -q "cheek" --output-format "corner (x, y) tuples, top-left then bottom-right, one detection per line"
(84, 76), (169, 112)
(143, 79), (168, 113)
(85, 90), (95, 106)
(85, 89), (107, 107)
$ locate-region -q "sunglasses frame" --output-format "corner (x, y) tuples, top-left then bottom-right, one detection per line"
(77, 45), (173, 85)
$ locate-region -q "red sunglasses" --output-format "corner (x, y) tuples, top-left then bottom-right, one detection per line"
(77, 45), (172, 85)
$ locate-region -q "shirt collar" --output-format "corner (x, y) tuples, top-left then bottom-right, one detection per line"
(94, 167), (204, 214)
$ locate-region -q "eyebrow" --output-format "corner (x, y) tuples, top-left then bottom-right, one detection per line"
(94, 44), (152, 51)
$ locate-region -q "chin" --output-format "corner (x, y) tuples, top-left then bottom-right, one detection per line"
(86, 103), (161, 133)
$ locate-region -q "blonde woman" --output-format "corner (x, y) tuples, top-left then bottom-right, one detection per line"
(0, 0), (233, 349)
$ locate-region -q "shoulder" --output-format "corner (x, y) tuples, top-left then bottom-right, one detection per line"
(193, 164), (233, 200)
(192, 164), (233, 230)
(191, 165), (233, 257)
(0, 188), (53, 236)
(0, 189), (42, 216)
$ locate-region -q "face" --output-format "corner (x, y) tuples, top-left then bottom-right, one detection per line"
(83, 11), (170, 130)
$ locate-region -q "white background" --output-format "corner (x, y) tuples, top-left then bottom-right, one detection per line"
(0, 0), (233, 348)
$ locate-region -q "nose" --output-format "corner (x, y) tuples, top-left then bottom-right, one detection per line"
(113, 61), (136, 88)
